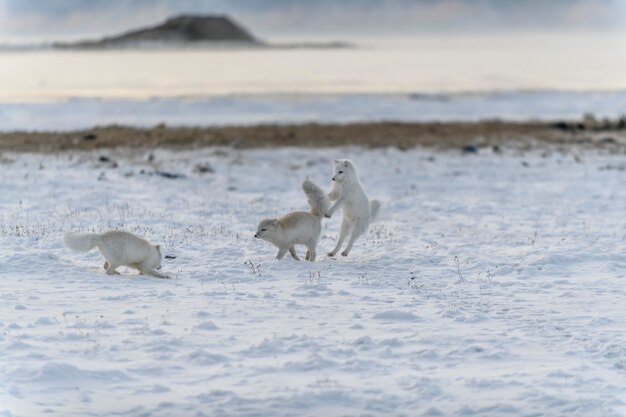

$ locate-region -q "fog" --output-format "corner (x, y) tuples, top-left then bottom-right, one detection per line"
(1, 0), (625, 43)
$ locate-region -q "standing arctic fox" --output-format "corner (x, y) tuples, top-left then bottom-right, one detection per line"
(326, 159), (380, 257)
(255, 178), (330, 261)
(64, 230), (169, 278)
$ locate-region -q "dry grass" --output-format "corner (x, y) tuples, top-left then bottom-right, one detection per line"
(2, 120), (625, 153)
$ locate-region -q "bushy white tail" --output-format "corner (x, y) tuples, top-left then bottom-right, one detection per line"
(63, 232), (101, 252)
(302, 178), (331, 218)
(370, 200), (381, 222)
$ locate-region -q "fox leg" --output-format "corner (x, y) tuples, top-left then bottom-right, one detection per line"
(305, 250), (311, 261)
(341, 232), (360, 257)
(276, 247), (288, 260)
(306, 237), (317, 262)
(329, 220), (350, 257)
(342, 222), (367, 257)
(106, 263), (121, 275)
(143, 268), (169, 279)
(325, 198), (344, 219)
(289, 247), (300, 261)
(103, 261), (109, 270)
(137, 262), (170, 279)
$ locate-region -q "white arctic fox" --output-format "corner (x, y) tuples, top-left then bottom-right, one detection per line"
(64, 230), (169, 278)
(255, 178), (330, 261)
(325, 159), (380, 257)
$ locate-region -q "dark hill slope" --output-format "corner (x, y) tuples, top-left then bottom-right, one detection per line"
(54, 15), (261, 49)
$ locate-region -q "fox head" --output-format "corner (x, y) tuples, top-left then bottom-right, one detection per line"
(255, 218), (279, 241)
(149, 244), (163, 270)
(332, 159), (357, 183)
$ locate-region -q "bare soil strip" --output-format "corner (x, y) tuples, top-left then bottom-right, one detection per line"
(1, 120), (625, 153)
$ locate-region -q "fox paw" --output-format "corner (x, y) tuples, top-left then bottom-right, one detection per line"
(325, 214), (332, 218)
(328, 252), (336, 257)
(341, 251), (349, 257)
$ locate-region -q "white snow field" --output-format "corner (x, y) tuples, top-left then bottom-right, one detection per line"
(2, 91), (626, 132)
(1, 145), (626, 417)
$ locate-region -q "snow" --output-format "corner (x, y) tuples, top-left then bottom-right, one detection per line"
(1, 91), (626, 132)
(1, 145), (626, 416)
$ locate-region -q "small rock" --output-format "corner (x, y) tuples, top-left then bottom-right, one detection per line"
(551, 121), (584, 132)
(83, 133), (97, 141)
(583, 113), (598, 129)
(462, 144), (479, 154)
(155, 170), (185, 180)
(193, 163), (215, 174)
(551, 121), (569, 131)
(599, 137), (616, 144)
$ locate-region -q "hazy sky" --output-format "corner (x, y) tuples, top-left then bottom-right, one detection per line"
(1, 0), (625, 43)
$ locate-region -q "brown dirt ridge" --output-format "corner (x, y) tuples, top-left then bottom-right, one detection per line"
(1, 119), (625, 153)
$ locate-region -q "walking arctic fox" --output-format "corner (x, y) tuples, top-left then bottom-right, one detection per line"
(64, 230), (169, 278)
(255, 178), (330, 261)
(326, 159), (380, 257)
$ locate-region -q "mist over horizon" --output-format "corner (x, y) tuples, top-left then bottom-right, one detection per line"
(1, 0), (626, 44)
(0, 0), (625, 111)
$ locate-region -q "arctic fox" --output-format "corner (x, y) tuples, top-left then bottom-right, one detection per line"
(255, 178), (330, 262)
(64, 230), (169, 278)
(325, 159), (380, 257)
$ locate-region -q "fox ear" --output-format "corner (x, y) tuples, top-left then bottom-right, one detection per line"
(344, 161), (348, 167)
(156, 244), (161, 252)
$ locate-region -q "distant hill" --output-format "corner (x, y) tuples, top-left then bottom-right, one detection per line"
(54, 15), (261, 49)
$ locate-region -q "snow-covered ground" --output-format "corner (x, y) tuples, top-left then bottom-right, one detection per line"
(2, 91), (626, 132)
(1, 145), (626, 417)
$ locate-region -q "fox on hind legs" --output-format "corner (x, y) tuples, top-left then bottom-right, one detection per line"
(326, 159), (380, 257)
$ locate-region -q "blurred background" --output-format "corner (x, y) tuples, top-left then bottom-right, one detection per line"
(0, 0), (625, 131)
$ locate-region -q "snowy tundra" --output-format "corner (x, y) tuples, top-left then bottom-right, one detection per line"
(1, 146), (626, 417)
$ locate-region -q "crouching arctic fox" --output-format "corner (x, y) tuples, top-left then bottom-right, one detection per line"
(64, 230), (169, 278)
(255, 178), (330, 261)
(326, 159), (380, 257)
